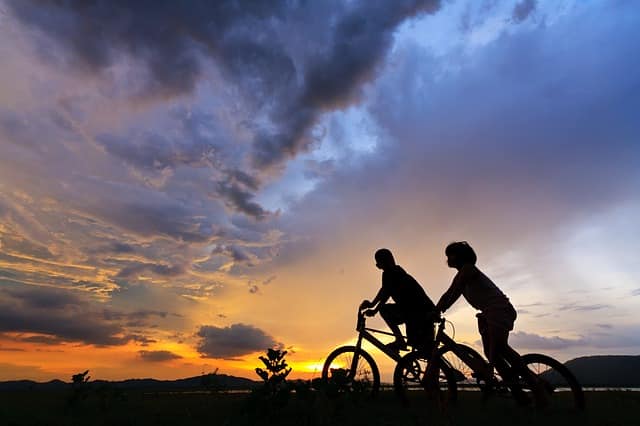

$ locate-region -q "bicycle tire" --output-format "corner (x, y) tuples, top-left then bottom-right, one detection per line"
(393, 350), (458, 404)
(322, 346), (380, 397)
(441, 344), (487, 387)
(521, 353), (585, 410)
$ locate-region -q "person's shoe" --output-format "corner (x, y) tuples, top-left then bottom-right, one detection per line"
(385, 340), (408, 353)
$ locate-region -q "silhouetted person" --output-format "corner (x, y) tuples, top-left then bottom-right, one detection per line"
(360, 248), (436, 353)
(436, 241), (539, 404)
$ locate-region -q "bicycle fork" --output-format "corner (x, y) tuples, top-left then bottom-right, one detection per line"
(348, 333), (365, 377)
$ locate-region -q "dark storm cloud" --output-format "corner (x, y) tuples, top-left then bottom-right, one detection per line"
(285, 0), (640, 251)
(138, 350), (182, 362)
(0, 300), (127, 346)
(7, 0), (289, 97)
(512, 0), (536, 23)
(9, 0), (441, 172)
(250, 0), (442, 170)
(215, 174), (270, 220)
(3, 286), (84, 310)
(196, 323), (278, 358)
(0, 286), (164, 346)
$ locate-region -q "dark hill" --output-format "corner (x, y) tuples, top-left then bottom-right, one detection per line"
(564, 355), (640, 387)
(0, 374), (257, 392)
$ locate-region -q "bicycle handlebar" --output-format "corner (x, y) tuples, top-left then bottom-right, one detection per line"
(357, 306), (444, 324)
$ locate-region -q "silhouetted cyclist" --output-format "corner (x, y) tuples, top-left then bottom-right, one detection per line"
(360, 248), (436, 353)
(436, 241), (543, 405)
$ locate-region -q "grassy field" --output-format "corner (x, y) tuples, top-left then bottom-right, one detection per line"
(0, 390), (638, 426)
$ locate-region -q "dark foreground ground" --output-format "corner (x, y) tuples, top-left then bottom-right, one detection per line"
(0, 390), (638, 426)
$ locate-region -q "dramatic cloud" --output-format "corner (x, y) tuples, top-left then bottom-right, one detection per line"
(196, 323), (278, 359)
(512, 0), (536, 23)
(0, 285), (162, 346)
(282, 0), (640, 253)
(139, 350), (182, 362)
(8, 0), (442, 172)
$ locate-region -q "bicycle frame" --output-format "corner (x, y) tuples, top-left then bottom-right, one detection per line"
(353, 309), (405, 367)
(433, 317), (491, 380)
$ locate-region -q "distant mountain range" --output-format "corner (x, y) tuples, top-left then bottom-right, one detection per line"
(564, 355), (640, 387)
(1, 355), (638, 391)
(0, 373), (258, 392)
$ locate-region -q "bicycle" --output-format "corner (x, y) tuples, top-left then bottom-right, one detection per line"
(322, 307), (432, 397)
(394, 314), (585, 410)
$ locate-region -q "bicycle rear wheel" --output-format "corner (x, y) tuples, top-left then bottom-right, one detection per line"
(322, 346), (380, 397)
(521, 353), (585, 410)
(393, 351), (457, 405)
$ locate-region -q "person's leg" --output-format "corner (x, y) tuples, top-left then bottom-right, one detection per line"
(477, 314), (494, 381)
(502, 340), (549, 407)
(379, 304), (406, 349)
(486, 325), (532, 404)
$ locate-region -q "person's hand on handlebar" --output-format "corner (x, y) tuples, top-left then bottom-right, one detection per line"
(359, 299), (373, 310)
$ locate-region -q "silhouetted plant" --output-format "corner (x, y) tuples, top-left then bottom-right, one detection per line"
(68, 370), (91, 406)
(256, 349), (292, 385)
(72, 370), (90, 385)
(201, 367), (220, 393)
(247, 348), (293, 424)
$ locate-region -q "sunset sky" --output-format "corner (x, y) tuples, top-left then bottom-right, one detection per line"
(1, 0), (639, 383)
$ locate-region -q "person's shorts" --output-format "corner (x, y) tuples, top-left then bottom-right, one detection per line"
(380, 303), (435, 350)
(477, 305), (517, 334)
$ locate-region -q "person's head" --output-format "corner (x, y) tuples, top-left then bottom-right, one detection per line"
(374, 248), (396, 271)
(445, 241), (477, 269)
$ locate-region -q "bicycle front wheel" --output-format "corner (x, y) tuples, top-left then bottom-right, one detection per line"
(393, 351), (457, 404)
(322, 346), (380, 397)
(441, 344), (487, 388)
(521, 353), (585, 410)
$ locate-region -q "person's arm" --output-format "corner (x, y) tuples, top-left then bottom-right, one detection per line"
(360, 286), (390, 313)
(436, 271), (465, 313)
